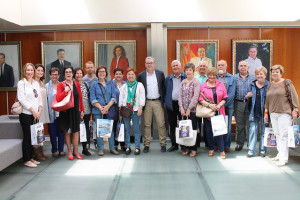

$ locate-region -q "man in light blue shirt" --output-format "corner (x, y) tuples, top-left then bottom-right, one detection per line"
(195, 60), (208, 84)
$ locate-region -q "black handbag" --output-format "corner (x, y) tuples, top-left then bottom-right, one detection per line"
(98, 83), (119, 120)
(120, 106), (133, 118)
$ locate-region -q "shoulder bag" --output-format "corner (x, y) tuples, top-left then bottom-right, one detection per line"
(196, 92), (215, 118)
(120, 85), (137, 118)
(98, 83), (119, 120)
(11, 80), (25, 115)
(51, 82), (74, 111)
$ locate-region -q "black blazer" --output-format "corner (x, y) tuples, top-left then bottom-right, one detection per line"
(137, 69), (165, 106)
(0, 63), (15, 87)
(51, 59), (71, 82)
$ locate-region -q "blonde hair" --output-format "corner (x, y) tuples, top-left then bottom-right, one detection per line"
(206, 67), (218, 76)
(270, 64), (284, 74)
(21, 63), (36, 80)
(255, 66), (267, 76)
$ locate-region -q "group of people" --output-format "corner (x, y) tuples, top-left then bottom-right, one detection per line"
(17, 56), (299, 168)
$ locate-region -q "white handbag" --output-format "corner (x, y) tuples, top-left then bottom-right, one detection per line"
(31, 120), (45, 145)
(211, 115), (227, 137)
(117, 122), (125, 142)
(79, 121), (87, 142)
(263, 127), (277, 147)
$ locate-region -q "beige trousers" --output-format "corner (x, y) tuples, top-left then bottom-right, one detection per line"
(143, 100), (166, 147)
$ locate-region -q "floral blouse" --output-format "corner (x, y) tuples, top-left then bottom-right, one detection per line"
(178, 78), (201, 113)
(80, 82), (91, 114)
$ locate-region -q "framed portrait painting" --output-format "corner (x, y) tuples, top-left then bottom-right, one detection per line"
(0, 41), (22, 90)
(176, 40), (219, 68)
(41, 41), (83, 82)
(94, 40), (136, 81)
(232, 39), (273, 79)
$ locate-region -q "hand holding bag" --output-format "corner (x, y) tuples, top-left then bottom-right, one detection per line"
(178, 118), (193, 139)
(51, 82), (74, 111)
(196, 92), (215, 118)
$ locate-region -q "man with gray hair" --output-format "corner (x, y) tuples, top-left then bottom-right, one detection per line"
(164, 60), (187, 152)
(234, 60), (256, 151)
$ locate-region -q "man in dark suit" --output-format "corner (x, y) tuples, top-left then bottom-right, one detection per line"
(51, 49), (71, 82)
(137, 57), (166, 153)
(0, 53), (15, 87)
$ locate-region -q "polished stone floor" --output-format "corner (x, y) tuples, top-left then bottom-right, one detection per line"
(1, 140), (300, 200)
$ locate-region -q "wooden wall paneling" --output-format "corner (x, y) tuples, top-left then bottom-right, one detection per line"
(6, 32), (54, 65)
(261, 28), (300, 95)
(8, 91), (16, 115)
(209, 28), (260, 74)
(167, 29), (208, 75)
(106, 30), (147, 74)
(56, 30), (106, 72)
(0, 92), (8, 115)
(0, 33), (5, 41)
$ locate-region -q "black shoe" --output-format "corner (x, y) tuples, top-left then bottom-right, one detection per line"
(82, 149), (91, 156)
(125, 148), (131, 155)
(167, 146), (178, 152)
(161, 146), (166, 152)
(134, 148), (140, 155)
(121, 146), (127, 151)
(143, 146), (149, 153)
(235, 145), (243, 151)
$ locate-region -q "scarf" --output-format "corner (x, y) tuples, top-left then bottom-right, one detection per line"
(126, 79), (137, 109)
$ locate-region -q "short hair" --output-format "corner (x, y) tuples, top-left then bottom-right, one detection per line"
(63, 66), (74, 76)
(255, 66), (268, 76)
(85, 61), (94, 66)
(249, 46), (258, 51)
(0, 53), (5, 58)
(171, 60), (181, 66)
(206, 67), (218, 76)
(217, 60), (227, 66)
(198, 60), (207, 67)
(96, 65), (108, 78)
(126, 67), (137, 76)
(73, 67), (84, 79)
(271, 64), (284, 74)
(239, 60), (249, 67)
(57, 49), (65, 55)
(49, 67), (59, 75)
(21, 63), (36, 80)
(113, 45), (126, 58)
(184, 63), (195, 72)
(145, 56), (155, 62)
(35, 64), (45, 81)
(114, 67), (124, 75)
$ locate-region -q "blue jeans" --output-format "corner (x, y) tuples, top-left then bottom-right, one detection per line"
(248, 116), (267, 156)
(48, 118), (64, 153)
(123, 112), (141, 149)
(223, 107), (233, 148)
(93, 114), (114, 151)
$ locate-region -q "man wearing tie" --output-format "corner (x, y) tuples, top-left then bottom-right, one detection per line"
(51, 49), (71, 82)
(0, 53), (15, 87)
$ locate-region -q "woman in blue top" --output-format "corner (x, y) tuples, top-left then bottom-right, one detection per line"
(245, 66), (269, 157)
(90, 66), (118, 156)
(111, 68), (126, 151)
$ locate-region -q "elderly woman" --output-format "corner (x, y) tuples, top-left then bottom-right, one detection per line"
(18, 63), (43, 167)
(33, 64), (50, 161)
(57, 66), (84, 160)
(74, 68), (92, 156)
(110, 45), (129, 81)
(46, 67), (65, 157)
(90, 66), (118, 156)
(178, 63), (200, 157)
(199, 67), (228, 159)
(264, 65), (299, 166)
(112, 68), (126, 151)
(119, 67), (145, 155)
(245, 66), (269, 157)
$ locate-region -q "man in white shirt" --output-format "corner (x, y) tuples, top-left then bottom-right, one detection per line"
(245, 46), (262, 75)
(137, 57), (167, 153)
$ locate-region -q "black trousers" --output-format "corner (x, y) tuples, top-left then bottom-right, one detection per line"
(166, 100), (182, 147)
(19, 113), (34, 162)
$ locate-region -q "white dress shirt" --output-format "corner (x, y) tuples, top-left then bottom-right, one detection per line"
(146, 70), (160, 99)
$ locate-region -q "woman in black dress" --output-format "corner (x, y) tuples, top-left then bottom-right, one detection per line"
(57, 66), (84, 160)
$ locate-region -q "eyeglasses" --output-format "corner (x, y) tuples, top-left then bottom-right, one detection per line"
(99, 71), (106, 73)
(145, 62), (153, 65)
(65, 71), (72, 74)
(51, 74), (59, 76)
(33, 89), (38, 98)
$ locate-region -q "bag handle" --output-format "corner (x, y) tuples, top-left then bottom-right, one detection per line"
(199, 92), (214, 104)
(284, 79), (293, 112)
(98, 83), (108, 105)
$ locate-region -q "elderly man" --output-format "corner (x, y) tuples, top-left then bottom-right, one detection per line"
(82, 61), (98, 88)
(137, 57), (166, 153)
(51, 49), (71, 82)
(234, 60), (256, 151)
(0, 53), (14, 87)
(164, 60), (187, 152)
(245, 46), (262, 75)
(217, 60), (236, 152)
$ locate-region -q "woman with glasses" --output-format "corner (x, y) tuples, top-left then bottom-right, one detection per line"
(90, 66), (118, 156)
(17, 63), (43, 168)
(57, 66), (84, 160)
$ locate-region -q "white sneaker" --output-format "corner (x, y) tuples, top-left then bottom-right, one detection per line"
(24, 161), (37, 168)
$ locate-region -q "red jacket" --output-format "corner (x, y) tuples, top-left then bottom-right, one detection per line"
(110, 57), (129, 81)
(56, 81), (84, 112)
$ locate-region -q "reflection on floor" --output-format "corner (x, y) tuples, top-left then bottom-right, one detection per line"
(0, 140), (300, 200)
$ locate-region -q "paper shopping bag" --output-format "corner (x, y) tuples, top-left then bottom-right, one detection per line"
(288, 125), (300, 148)
(211, 115), (227, 137)
(96, 118), (113, 138)
(178, 120), (193, 139)
(264, 127), (276, 147)
(176, 128), (197, 146)
(117, 122), (125, 142)
(31, 122), (45, 145)
(79, 121), (87, 142)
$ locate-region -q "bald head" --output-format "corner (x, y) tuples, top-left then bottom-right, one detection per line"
(198, 61), (207, 76)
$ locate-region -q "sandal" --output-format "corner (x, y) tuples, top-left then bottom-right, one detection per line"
(189, 150), (197, 157)
(24, 161), (37, 168)
(220, 152), (226, 159)
(208, 150), (214, 157)
(182, 150), (190, 156)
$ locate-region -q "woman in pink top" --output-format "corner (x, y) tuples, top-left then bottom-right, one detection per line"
(199, 67), (228, 159)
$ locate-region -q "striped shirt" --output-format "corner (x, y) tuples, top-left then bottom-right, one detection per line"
(235, 73), (256, 100)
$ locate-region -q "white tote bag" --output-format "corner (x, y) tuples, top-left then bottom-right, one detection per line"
(178, 119), (193, 139)
(117, 122), (125, 142)
(288, 124), (300, 148)
(264, 127), (277, 147)
(31, 121), (45, 145)
(211, 115), (227, 137)
(79, 121), (87, 142)
(176, 128), (197, 146)
(96, 118), (114, 138)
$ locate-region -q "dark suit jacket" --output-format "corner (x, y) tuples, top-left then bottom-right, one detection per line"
(0, 63), (15, 87)
(51, 59), (71, 82)
(137, 69), (165, 106)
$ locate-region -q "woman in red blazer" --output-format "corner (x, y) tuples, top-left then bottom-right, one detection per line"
(57, 66), (84, 160)
(110, 45), (129, 81)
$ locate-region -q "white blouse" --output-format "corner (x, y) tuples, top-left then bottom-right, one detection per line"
(17, 79), (43, 115)
(119, 82), (145, 111)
